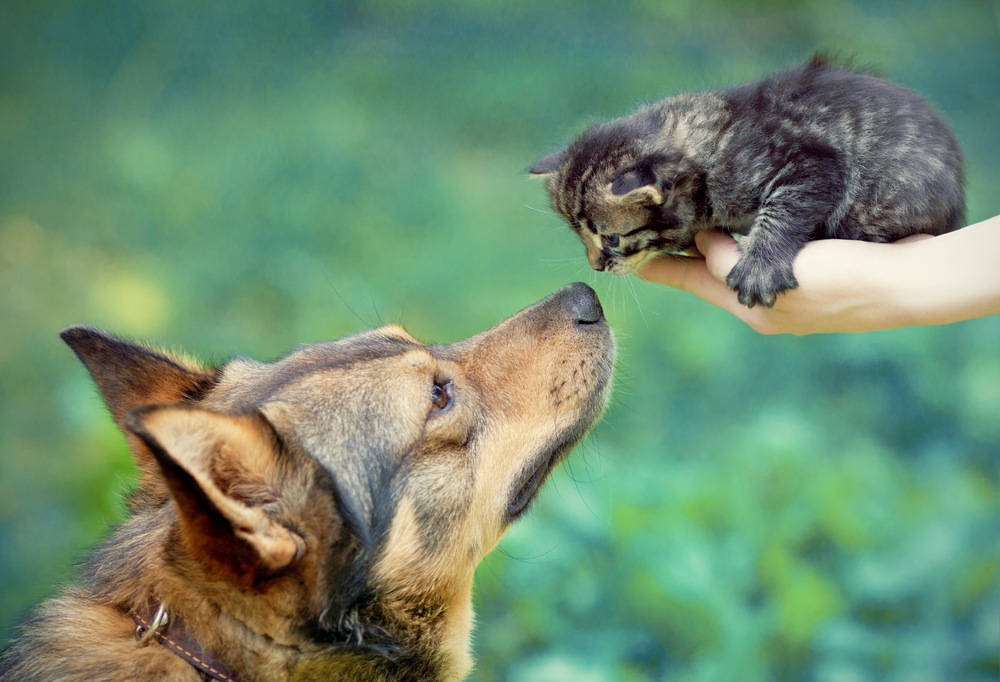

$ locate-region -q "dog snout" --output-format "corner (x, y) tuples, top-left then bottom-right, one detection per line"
(558, 282), (604, 324)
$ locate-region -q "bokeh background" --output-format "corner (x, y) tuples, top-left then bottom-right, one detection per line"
(2, 1), (998, 680)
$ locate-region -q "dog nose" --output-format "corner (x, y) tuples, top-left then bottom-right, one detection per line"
(560, 282), (604, 324)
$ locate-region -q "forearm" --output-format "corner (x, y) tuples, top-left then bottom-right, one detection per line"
(877, 216), (1000, 327)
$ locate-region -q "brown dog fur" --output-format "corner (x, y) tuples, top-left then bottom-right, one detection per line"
(0, 284), (614, 682)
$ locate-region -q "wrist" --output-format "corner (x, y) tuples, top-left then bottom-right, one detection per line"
(875, 234), (967, 328)
(869, 241), (923, 329)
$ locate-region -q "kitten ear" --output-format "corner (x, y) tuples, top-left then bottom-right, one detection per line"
(609, 165), (666, 206)
(528, 148), (566, 177)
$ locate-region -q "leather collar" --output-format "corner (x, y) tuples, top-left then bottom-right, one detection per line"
(132, 602), (244, 682)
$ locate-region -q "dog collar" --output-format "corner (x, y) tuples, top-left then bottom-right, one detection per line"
(132, 602), (244, 682)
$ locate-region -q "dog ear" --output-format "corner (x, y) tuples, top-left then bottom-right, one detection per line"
(528, 148), (566, 177)
(126, 406), (306, 580)
(60, 326), (219, 506)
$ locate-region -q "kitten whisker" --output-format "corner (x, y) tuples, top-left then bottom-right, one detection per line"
(523, 204), (560, 218)
(624, 273), (649, 328)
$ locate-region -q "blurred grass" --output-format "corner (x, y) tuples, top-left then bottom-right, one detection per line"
(1, 1), (998, 680)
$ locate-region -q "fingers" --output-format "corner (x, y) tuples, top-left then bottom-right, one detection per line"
(637, 231), (789, 333)
(637, 251), (753, 319)
(636, 253), (703, 290)
(694, 230), (741, 283)
(636, 230), (740, 289)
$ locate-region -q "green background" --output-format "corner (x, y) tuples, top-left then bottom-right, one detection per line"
(1, 1), (998, 680)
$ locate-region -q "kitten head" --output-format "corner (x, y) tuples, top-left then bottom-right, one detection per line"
(531, 123), (706, 275)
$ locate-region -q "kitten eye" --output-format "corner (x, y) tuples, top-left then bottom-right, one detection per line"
(604, 234), (620, 248)
(431, 380), (453, 413)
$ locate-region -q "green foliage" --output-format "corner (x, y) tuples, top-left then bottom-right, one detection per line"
(1, 1), (998, 680)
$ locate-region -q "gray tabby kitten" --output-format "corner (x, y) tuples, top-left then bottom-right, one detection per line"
(530, 56), (964, 308)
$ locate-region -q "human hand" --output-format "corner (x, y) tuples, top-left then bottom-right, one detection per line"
(636, 230), (939, 335)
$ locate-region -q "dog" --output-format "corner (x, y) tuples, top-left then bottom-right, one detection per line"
(0, 283), (614, 682)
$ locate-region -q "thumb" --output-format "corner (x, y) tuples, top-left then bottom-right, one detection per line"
(695, 230), (741, 284)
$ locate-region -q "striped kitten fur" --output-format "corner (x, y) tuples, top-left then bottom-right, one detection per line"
(531, 56), (964, 308)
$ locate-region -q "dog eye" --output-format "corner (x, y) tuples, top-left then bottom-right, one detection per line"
(604, 234), (620, 248)
(431, 380), (453, 413)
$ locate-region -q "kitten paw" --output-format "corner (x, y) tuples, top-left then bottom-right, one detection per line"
(726, 257), (798, 309)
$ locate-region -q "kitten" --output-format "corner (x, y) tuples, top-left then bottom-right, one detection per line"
(530, 56), (965, 308)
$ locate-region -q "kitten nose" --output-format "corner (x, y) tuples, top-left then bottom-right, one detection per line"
(587, 251), (607, 271)
(559, 283), (604, 324)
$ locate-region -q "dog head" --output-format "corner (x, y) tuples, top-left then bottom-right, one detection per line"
(60, 283), (613, 681)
